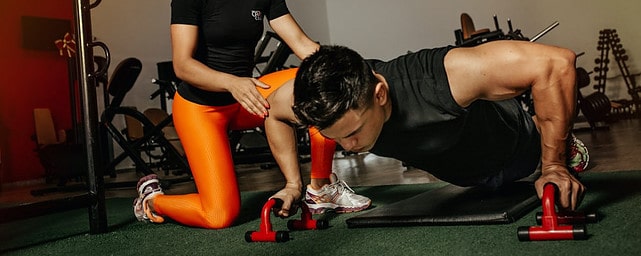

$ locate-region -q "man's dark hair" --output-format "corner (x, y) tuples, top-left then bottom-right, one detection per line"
(293, 45), (378, 130)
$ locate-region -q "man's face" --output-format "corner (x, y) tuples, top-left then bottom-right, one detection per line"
(318, 104), (386, 153)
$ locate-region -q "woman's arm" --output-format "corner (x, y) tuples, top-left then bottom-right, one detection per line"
(269, 14), (319, 60)
(170, 24), (270, 117)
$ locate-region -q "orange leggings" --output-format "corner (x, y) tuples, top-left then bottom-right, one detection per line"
(152, 68), (336, 229)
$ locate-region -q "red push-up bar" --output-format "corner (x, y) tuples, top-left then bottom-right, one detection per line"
(245, 198), (329, 243)
(518, 183), (597, 241)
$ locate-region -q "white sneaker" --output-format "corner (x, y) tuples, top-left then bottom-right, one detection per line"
(304, 173), (371, 214)
(133, 174), (164, 223)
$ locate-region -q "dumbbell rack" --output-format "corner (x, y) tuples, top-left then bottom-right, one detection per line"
(593, 29), (641, 119)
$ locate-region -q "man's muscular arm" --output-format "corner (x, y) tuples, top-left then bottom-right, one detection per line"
(445, 40), (585, 210)
(264, 80), (305, 217)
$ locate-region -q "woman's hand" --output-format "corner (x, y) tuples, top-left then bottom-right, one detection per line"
(226, 77), (271, 117)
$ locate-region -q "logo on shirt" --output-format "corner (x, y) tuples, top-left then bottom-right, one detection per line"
(251, 10), (262, 21)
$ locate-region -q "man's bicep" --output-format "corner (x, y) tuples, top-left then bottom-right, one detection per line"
(446, 41), (541, 106)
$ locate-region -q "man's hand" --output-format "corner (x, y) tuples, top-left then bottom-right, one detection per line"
(534, 165), (585, 211)
(269, 183), (302, 218)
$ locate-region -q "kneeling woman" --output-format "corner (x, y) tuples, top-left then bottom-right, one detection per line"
(133, 0), (369, 229)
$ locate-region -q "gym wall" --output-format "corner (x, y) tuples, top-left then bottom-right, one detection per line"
(1, 0), (639, 184)
(0, 0), (74, 184)
(324, 0), (640, 100)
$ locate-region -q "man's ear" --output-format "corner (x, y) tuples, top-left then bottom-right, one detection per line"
(374, 81), (388, 106)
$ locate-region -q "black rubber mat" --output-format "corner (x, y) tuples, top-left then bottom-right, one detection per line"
(346, 181), (539, 228)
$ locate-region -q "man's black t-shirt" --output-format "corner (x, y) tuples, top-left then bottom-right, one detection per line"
(171, 0), (289, 106)
(368, 47), (541, 187)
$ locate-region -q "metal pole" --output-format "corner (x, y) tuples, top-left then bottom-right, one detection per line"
(73, 0), (107, 234)
(530, 21), (560, 42)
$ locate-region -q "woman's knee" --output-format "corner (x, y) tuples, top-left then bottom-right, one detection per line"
(201, 205), (241, 229)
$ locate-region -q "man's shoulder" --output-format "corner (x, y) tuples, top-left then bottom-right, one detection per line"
(369, 46), (453, 70)
(267, 80), (297, 123)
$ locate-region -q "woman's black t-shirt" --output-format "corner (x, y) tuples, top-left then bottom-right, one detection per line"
(171, 0), (289, 106)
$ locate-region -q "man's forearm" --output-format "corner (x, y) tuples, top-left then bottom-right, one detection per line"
(264, 117), (303, 190)
(531, 51), (577, 171)
(537, 117), (572, 171)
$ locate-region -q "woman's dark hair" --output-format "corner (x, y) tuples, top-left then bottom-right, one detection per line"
(293, 45), (378, 130)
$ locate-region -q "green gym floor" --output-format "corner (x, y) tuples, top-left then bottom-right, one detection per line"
(1, 118), (640, 255)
